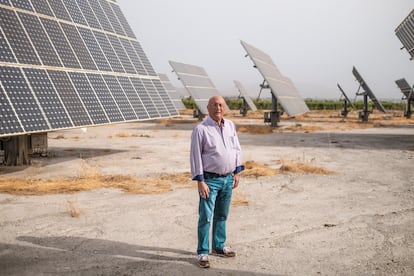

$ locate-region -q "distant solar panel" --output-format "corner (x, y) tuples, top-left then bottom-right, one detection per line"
(169, 61), (229, 115)
(395, 9), (414, 60)
(395, 78), (413, 99)
(240, 40), (309, 117)
(234, 80), (257, 112)
(159, 74), (186, 110)
(336, 83), (356, 110)
(352, 67), (386, 113)
(0, 0), (178, 138)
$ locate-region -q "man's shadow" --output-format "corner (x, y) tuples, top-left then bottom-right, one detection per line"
(0, 236), (277, 275)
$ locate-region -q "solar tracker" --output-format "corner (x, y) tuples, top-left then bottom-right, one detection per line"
(395, 9), (414, 60)
(352, 67), (386, 113)
(395, 78), (413, 99)
(395, 78), (413, 119)
(240, 40), (309, 117)
(336, 83), (356, 110)
(159, 74), (186, 110)
(169, 60), (229, 116)
(0, 0), (178, 140)
(234, 80), (257, 113)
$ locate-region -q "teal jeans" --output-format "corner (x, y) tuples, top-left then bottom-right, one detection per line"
(197, 173), (233, 254)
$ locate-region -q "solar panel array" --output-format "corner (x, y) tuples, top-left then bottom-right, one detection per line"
(240, 40), (309, 117)
(395, 78), (413, 99)
(169, 60), (229, 115)
(352, 67), (386, 113)
(0, 0), (178, 138)
(395, 9), (414, 60)
(233, 80), (257, 112)
(158, 73), (186, 110)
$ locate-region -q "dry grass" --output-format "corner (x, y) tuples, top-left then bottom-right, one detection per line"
(67, 200), (81, 218)
(237, 125), (274, 134)
(0, 160), (332, 196)
(279, 160), (334, 175)
(243, 160), (279, 178)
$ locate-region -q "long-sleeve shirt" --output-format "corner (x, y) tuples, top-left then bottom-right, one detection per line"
(190, 116), (244, 181)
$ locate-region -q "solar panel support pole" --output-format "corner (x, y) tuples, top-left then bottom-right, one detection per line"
(193, 108), (205, 120)
(240, 98), (248, 116)
(263, 92), (281, 127)
(356, 85), (371, 122)
(405, 87), (413, 118)
(341, 98), (350, 117)
(2, 135), (31, 166)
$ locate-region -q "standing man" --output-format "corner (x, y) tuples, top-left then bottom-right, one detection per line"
(190, 96), (244, 268)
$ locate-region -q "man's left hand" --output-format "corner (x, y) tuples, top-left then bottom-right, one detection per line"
(233, 173), (240, 189)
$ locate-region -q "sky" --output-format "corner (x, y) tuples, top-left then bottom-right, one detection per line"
(117, 0), (413, 100)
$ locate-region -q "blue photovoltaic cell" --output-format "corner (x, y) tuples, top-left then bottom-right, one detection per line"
(152, 79), (178, 116)
(18, 12), (62, 67)
(10, 0), (33, 11)
(93, 30), (124, 72)
(41, 18), (81, 69)
(142, 79), (169, 117)
(0, 85), (23, 136)
(75, 0), (101, 30)
(99, 0), (125, 36)
(31, 0), (54, 17)
(23, 68), (73, 129)
(87, 73), (124, 123)
(110, 2), (135, 38)
(0, 28), (16, 63)
(107, 34), (136, 74)
(0, 8), (41, 65)
(131, 41), (156, 76)
(88, 0), (113, 33)
(120, 38), (146, 75)
(62, 0), (87, 26)
(60, 23), (97, 70)
(117, 76), (149, 119)
(129, 77), (158, 118)
(102, 75), (137, 120)
(78, 27), (111, 71)
(47, 70), (92, 127)
(0, 66), (49, 132)
(48, 0), (72, 22)
(68, 72), (109, 125)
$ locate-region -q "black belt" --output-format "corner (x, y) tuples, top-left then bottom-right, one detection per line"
(204, 171), (231, 178)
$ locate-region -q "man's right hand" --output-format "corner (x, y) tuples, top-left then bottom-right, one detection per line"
(198, 181), (210, 199)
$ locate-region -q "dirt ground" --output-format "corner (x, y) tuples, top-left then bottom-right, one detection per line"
(0, 110), (413, 275)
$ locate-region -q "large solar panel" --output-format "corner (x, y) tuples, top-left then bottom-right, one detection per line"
(234, 80), (257, 112)
(0, 0), (178, 138)
(352, 67), (386, 113)
(240, 40), (309, 117)
(169, 61), (229, 115)
(395, 9), (414, 60)
(159, 74), (186, 110)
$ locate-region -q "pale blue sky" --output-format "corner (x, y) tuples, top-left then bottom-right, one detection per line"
(118, 0), (413, 100)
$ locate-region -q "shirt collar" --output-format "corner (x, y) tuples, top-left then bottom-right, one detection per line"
(207, 116), (225, 127)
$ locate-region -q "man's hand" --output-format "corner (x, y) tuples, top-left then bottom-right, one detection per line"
(233, 173), (240, 189)
(198, 181), (210, 199)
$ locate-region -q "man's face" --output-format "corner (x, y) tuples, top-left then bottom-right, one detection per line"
(207, 96), (226, 122)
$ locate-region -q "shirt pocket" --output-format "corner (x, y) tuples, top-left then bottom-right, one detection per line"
(229, 135), (238, 149)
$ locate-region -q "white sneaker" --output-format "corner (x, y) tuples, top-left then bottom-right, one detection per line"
(197, 254), (210, 268)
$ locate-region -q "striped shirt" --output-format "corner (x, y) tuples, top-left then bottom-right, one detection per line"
(190, 116), (244, 181)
